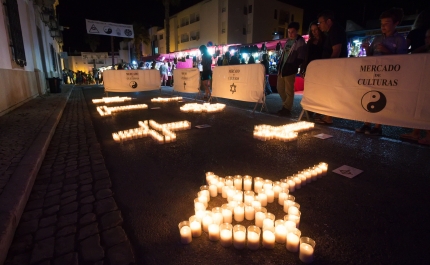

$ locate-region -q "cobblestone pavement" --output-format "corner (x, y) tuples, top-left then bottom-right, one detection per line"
(5, 88), (135, 265)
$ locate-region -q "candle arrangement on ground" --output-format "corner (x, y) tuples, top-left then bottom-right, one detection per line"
(151, 97), (183, 103)
(92, 96), (133, 104)
(112, 119), (191, 143)
(179, 163), (328, 263)
(180, 103), (226, 113)
(253, 121), (314, 142)
(96, 104), (148, 116)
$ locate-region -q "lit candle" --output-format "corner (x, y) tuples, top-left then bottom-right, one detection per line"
(310, 167), (318, 181)
(178, 221), (192, 244)
(194, 198), (206, 211)
(284, 219), (297, 231)
(245, 203), (255, 221)
(202, 212), (213, 232)
(265, 189), (274, 203)
(209, 184), (218, 197)
(212, 207), (223, 225)
(263, 179), (272, 190)
(285, 213), (301, 228)
(304, 170), (312, 183)
(288, 203), (300, 216)
(197, 193), (208, 208)
(189, 216), (202, 237)
(314, 165), (323, 178)
(234, 175), (243, 190)
(298, 172), (307, 186)
(262, 213), (275, 229)
(234, 202), (245, 222)
(221, 204), (233, 224)
(253, 177), (264, 193)
(251, 198), (261, 209)
(205, 172), (214, 185)
(225, 176), (234, 187)
(216, 177), (225, 193)
(219, 223), (233, 247)
(208, 223), (220, 241)
(247, 226), (261, 250)
(284, 199), (295, 214)
(234, 190), (243, 202)
(280, 178), (289, 191)
(273, 181), (282, 198)
(287, 178), (296, 192)
(243, 175), (252, 191)
(275, 220), (287, 243)
(299, 237), (316, 264)
(221, 185), (230, 198)
(244, 191), (254, 204)
(318, 162), (328, 176)
(199, 186), (210, 202)
(233, 225), (246, 249)
(254, 207), (267, 228)
(262, 227), (276, 249)
(293, 174), (302, 189)
(258, 191), (267, 207)
(278, 191), (289, 205)
(286, 228), (301, 252)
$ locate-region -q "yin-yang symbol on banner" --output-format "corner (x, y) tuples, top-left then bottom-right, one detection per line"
(103, 27), (112, 34)
(361, 91), (387, 113)
(129, 81), (138, 89)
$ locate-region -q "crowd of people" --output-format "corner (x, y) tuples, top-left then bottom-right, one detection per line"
(62, 69), (103, 85)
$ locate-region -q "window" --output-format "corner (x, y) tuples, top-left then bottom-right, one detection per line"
(248, 5), (252, 14)
(180, 17), (189, 27)
(190, 13), (196, 24)
(159, 34), (163, 40)
(274, 9), (277, 19)
(190, 31), (199, 41)
(180, 33), (189, 43)
(279, 10), (290, 25)
(3, 0), (26, 67)
(196, 13), (200, 21)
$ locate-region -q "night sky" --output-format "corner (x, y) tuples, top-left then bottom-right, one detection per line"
(56, 0), (428, 53)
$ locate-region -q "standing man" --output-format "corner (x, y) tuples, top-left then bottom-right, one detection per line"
(199, 45), (212, 100)
(159, 62), (168, 86)
(315, 10), (347, 124)
(276, 22), (306, 116)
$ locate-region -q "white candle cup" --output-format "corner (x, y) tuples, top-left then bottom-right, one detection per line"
(244, 202), (255, 221)
(251, 198), (261, 209)
(233, 225), (246, 249)
(283, 199), (295, 214)
(243, 175), (252, 191)
(221, 204), (233, 224)
(194, 198), (206, 211)
(293, 174), (302, 189)
(258, 190), (268, 207)
(202, 211), (213, 232)
(212, 207), (224, 225)
(314, 165), (323, 178)
(210, 175), (219, 185)
(228, 200), (238, 208)
(263, 179), (273, 191)
(278, 191), (289, 205)
(310, 167), (318, 181)
(262, 227), (276, 249)
(178, 221), (192, 244)
(234, 202), (245, 222)
(205, 172), (215, 185)
(318, 162), (328, 176)
(273, 181), (282, 198)
(195, 209), (206, 222)
(219, 223), (233, 247)
(298, 172), (307, 186)
(304, 170), (312, 183)
(234, 190), (243, 203)
(225, 176), (234, 187)
(221, 185), (230, 198)
(285, 213), (301, 228)
(280, 178), (289, 191)
(189, 215), (202, 237)
(286, 228), (301, 252)
(244, 191), (255, 204)
(253, 177), (264, 193)
(247, 225), (261, 250)
(299, 237), (316, 264)
(216, 177), (225, 193)
(209, 184), (218, 197)
(208, 223), (220, 241)
(234, 175), (243, 190)
(275, 220), (287, 243)
(287, 178), (296, 192)
(226, 188), (236, 202)
(254, 206), (267, 228)
(262, 212), (275, 229)
(288, 203), (300, 216)
(284, 218), (297, 231)
(199, 186), (210, 202)
(197, 193), (208, 208)
(265, 189), (275, 203)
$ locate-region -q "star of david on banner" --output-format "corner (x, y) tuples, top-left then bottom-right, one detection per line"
(230, 83), (237, 94)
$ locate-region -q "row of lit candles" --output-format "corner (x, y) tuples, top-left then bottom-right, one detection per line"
(97, 104), (148, 116)
(253, 122), (315, 142)
(92, 96), (132, 104)
(179, 163), (328, 263)
(151, 97), (183, 102)
(180, 103), (226, 113)
(112, 119), (191, 143)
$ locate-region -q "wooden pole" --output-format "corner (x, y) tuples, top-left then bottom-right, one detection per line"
(111, 36), (115, 68)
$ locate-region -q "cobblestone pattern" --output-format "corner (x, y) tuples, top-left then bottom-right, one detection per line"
(5, 88), (135, 265)
(0, 93), (69, 195)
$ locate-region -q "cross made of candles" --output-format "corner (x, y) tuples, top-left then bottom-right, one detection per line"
(253, 121), (315, 142)
(180, 103), (226, 113)
(179, 162), (329, 264)
(96, 104), (148, 117)
(151, 97), (183, 103)
(92, 96), (133, 104)
(112, 119), (191, 143)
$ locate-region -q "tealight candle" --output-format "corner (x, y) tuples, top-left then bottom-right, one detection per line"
(284, 218), (297, 231)
(219, 223), (233, 247)
(208, 223), (220, 241)
(258, 190), (268, 206)
(284, 199), (295, 214)
(293, 174), (302, 189)
(209, 184), (218, 197)
(286, 228), (301, 252)
(221, 204), (233, 223)
(197, 193), (208, 208)
(263, 179), (273, 191)
(244, 191), (254, 204)
(233, 225), (246, 249)
(304, 170), (312, 183)
(234, 175), (243, 190)
(275, 220), (287, 243)
(216, 177), (225, 193)
(247, 225), (261, 250)
(278, 190), (289, 205)
(202, 212), (213, 232)
(178, 221), (192, 244)
(273, 181), (282, 198)
(314, 165), (323, 178)
(298, 172), (307, 186)
(288, 203), (300, 216)
(244, 202), (255, 221)
(212, 207), (223, 225)
(221, 185), (230, 198)
(199, 186), (210, 202)
(318, 162), (328, 176)
(225, 176), (234, 186)
(265, 189), (274, 203)
(243, 175), (252, 191)
(205, 172), (215, 185)
(299, 237), (316, 264)
(310, 167), (318, 181)
(253, 177), (264, 193)
(285, 212), (301, 228)
(251, 198), (261, 209)
(262, 213), (275, 229)
(233, 190), (243, 202)
(262, 227), (276, 249)
(189, 216), (202, 237)
(287, 178), (296, 192)
(280, 178), (289, 191)
(254, 207), (267, 228)
(234, 202), (245, 222)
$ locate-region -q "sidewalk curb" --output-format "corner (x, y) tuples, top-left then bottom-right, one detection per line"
(0, 88), (72, 265)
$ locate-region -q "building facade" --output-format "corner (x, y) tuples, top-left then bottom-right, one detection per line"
(163, 0), (303, 53)
(0, 0), (63, 116)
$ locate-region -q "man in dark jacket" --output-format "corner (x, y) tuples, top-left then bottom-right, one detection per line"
(276, 22), (306, 116)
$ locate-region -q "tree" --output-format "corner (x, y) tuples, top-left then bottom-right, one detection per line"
(159, 0), (181, 54)
(131, 23), (150, 61)
(84, 34), (100, 52)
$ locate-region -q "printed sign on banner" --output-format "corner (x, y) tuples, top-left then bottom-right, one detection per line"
(301, 53), (430, 130)
(211, 64), (265, 103)
(103, 70), (160, 92)
(86, 19), (134, 38)
(173, 68), (200, 93)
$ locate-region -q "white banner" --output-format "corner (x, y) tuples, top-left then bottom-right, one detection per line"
(173, 68), (200, 93)
(301, 53), (430, 130)
(103, 70), (160, 92)
(85, 19), (134, 38)
(212, 64), (265, 103)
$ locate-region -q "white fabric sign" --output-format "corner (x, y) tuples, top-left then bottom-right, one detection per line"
(103, 70), (160, 92)
(86, 19), (134, 38)
(212, 64), (265, 103)
(301, 53), (430, 130)
(173, 68), (200, 93)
